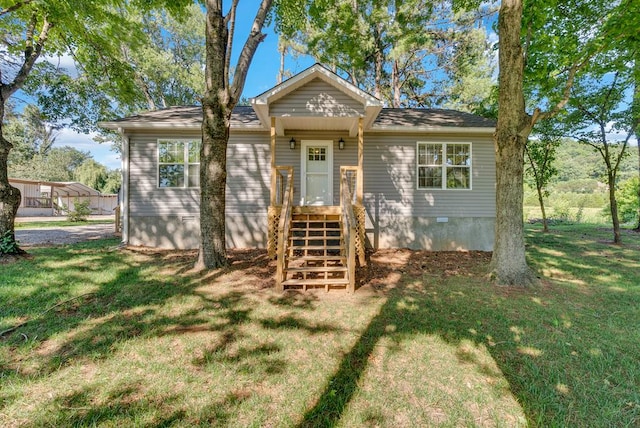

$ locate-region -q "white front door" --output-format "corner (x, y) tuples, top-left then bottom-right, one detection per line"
(301, 140), (333, 205)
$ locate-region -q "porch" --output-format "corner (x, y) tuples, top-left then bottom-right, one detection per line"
(251, 64), (383, 292)
(265, 115), (367, 292)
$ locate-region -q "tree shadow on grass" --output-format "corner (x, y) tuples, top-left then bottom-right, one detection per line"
(298, 247), (640, 427)
(1, 245), (275, 377)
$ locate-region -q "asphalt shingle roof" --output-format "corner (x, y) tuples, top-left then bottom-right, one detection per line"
(104, 106), (495, 129)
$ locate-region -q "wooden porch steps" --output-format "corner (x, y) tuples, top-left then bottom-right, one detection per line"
(281, 209), (349, 291)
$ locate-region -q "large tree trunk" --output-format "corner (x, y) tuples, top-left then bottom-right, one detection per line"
(490, 0), (537, 286)
(197, 2), (229, 269)
(0, 100), (21, 253)
(634, 62), (640, 232)
(0, 138), (21, 252)
(197, 0), (272, 270)
(636, 139), (640, 231)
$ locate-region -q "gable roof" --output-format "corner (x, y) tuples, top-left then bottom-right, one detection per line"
(101, 105), (495, 134)
(251, 63), (383, 136)
(100, 63), (495, 135)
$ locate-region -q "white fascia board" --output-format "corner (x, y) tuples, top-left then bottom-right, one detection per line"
(252, 64), (382, 111)
(367, 126), (495, 135)
(363, 105), (383, 130)
(99, 122), (267, 132)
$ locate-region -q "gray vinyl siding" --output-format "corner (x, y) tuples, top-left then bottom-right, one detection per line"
(128, 130), (271, 218)
(275, 131), (494, 217)
(226, 134), (271, 214)
(270, 78), (364, 117)
(362, 133), (495, 218)
(126, 128), (494, 249)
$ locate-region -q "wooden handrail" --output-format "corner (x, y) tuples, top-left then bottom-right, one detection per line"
(275, 166), (294, 291)
(274, 166), (291, 206)
(340, 167), (358, 293)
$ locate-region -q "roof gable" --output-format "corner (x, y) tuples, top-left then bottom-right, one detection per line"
(251, 63), (383, 135)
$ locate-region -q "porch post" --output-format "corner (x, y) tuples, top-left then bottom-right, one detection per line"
(356, 117), (364, 204)
(270, 116), (276, 205)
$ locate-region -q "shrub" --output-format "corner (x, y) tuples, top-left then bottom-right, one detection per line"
(0, 230), (19, 255)
(67, 199), (92, 222)
(616, 177), (639, 224)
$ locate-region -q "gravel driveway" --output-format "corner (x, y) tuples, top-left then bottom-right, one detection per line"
(16, 224), (118, 246)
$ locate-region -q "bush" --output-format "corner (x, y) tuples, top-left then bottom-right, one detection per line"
(616, 177), (639, 224)
(0, 230), (19, 255)
(67, 199), (92, 222)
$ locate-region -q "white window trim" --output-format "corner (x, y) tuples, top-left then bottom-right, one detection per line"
(416, 141), (472, 190)
(157, 138), (201, 189)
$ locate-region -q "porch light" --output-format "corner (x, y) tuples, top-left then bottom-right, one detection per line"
(338, 138), (345, 150)
(289, 137), (296, 150)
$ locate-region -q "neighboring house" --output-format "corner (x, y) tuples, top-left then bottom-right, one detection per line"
(101, 64), (496, 291)
(10, 178), (118, 217)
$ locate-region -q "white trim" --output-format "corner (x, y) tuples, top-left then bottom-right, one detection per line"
(99, 121), (265, 131)
(300, 140), (334, 206)
(369, 126), (494, 135)
(157, 138), (201, 189)
(416, 141), (473, 191)
(120, 129), (130, 245)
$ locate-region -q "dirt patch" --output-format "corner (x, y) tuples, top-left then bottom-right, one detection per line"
(118, 246), (494, 296)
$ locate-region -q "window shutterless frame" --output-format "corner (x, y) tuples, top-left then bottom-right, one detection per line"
(157, 139), (201, 188)
(416, 141), (472, 190)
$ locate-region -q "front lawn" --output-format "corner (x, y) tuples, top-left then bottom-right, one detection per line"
(0, 226), (638, 427)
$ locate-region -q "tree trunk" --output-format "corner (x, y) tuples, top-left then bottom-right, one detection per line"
(197, 2), (229, 269)
(0, 140), (21, 251)
(196, 0), (272, 270)
(636, 139), (640, 231)
(634, 62), (640, 231)
(608, 171), (622, 244)
(490, 0), (537, 286)
(0, 103), (21, 252)
(536, 184), (549, 233)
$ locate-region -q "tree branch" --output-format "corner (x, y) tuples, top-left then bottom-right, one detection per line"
(0, 0), (34, 17)
(229, 0), (273, 104)
(532, 62), (582, 126)
(224, 0), (239, 88)
(2, 15), (53, 99)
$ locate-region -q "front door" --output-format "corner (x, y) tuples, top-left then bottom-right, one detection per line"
(301, 140), (333, 205)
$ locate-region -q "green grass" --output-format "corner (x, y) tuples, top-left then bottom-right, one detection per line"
(15, 219), (114, 229)
(1, 226), (639, 427)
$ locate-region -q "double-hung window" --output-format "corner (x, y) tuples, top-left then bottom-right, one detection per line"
(158, 139), (200, 188)
(417, 142), (471, 189)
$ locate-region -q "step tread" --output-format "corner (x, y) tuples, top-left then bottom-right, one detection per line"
(286, 266), (347, 273)
(281, 278), (350, 286)
(295, 255), (347, 261)
(290, 236), (342, 241)
(290, 227), (342, 232)
(289, 245), (343, 250)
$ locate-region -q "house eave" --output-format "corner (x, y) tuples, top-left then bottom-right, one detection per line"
(99, 122), (267, 133)
(368, 126), (495, 135)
